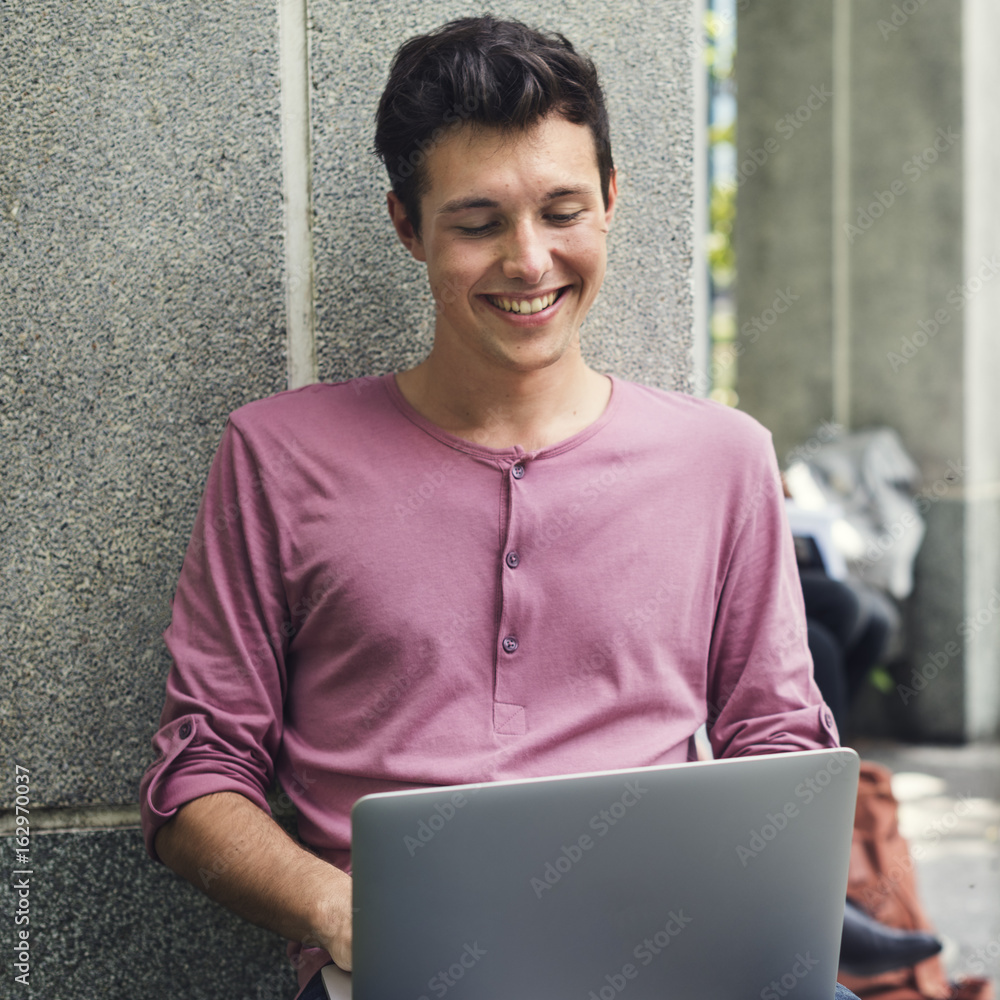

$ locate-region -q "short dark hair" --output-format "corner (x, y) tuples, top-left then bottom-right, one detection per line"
(374, 16), (613, 236)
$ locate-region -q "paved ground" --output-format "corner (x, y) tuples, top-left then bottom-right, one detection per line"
(850, 739), (1000, 988)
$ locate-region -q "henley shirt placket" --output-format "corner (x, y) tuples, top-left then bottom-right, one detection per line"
(494, 454), (529, 735)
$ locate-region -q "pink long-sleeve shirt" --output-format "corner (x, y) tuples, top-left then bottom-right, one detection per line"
(140, 373), (837, 988)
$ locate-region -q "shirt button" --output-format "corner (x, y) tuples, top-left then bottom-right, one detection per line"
(506, 551), (520, 569)
(511, 463), (525, 479)
(179, 721), (192, 739)
(502, 636), (519, 653)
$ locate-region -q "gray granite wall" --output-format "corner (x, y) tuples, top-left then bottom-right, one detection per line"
(1, 0), (287, 811)
(736, 0), (1000, 741)
(1, 1), (698, 996)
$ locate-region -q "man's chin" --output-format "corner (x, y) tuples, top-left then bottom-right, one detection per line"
(485, 341), (582, 375)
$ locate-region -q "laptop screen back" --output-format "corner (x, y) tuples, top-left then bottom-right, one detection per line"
(350, 748), (859, 1000)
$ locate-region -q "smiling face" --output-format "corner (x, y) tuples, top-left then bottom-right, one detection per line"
(388, 114), (617, 377)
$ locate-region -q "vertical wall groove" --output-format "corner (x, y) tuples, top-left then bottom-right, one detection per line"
(831, 0), (852, 429)
(691, 0), (709, 396)
(279, 0), (318, 388)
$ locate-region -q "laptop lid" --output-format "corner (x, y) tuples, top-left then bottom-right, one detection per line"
(341, 748), (859, 1000)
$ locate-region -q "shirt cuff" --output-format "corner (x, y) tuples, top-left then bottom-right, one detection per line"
(139, 713), (272, 861)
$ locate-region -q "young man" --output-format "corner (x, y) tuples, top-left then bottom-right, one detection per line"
(141, 17), (847, 999)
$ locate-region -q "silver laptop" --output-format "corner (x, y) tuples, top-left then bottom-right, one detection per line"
(323, 747), (859, 999)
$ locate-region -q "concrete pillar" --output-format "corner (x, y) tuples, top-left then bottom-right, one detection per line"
(736, 0), (1000, 740)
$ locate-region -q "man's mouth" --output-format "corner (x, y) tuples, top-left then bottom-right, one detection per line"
(484, 288), (565, 315)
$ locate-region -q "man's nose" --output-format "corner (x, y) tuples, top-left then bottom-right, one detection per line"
(500, 220), (552, 284)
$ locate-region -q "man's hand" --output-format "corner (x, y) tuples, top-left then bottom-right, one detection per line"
(316, 879), (353, 972)
(154, 791), (353, 970)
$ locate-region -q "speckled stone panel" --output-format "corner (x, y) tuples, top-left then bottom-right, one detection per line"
(0, 2), (286, 806)
(0, 828), (297, 1000)
(309, 1), (696, 392)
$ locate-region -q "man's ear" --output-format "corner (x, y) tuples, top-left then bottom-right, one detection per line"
(603, 168), (618, 231)
(387, 192), (427, 262)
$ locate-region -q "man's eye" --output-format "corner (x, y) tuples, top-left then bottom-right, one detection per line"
(547, 211), (584, 224)
(457, 222), (497, 236)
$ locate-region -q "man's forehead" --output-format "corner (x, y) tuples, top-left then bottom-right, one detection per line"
(421, 116), (603, 203)
(449, 114), (599, 160)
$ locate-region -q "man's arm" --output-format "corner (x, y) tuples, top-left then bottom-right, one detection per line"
(705, 422), (840, 757)
(154, 791), (353, 971)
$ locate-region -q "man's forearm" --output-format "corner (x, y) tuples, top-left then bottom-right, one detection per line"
(154, 791), (352, 970)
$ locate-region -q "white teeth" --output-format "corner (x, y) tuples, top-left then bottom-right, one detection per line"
(490, 290), (559, 314)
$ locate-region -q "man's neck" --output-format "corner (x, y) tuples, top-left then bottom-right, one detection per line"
(394, 353), (611, 452)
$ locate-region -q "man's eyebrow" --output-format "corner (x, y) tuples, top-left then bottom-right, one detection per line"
(436, 186), (597, 216)
(437, 197), (499, 216)
(544, 186), (595, 201)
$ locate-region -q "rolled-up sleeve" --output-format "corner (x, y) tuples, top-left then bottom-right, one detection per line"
(705, 434), (841, 758)
(140, 418), (289, 860)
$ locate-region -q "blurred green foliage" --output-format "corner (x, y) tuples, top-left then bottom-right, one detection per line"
(704, 6), (738, 404)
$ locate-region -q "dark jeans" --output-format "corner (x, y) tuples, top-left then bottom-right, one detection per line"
(294, 965), (865, 1000)
(801, 569), (893, 734)
(296, 967), (334, 1000)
